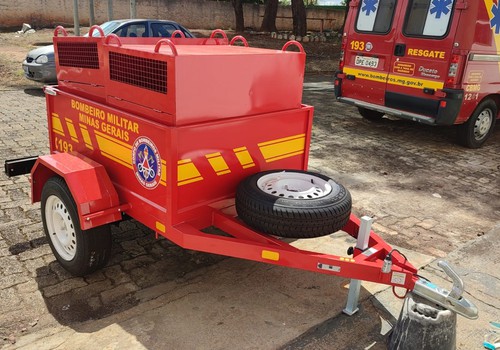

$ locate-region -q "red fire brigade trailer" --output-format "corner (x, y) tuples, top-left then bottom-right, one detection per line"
(5, 26), (477, 321)
(335, 0), (499, 148)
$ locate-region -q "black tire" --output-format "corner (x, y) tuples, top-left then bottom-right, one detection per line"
(41, 177), (112, 276)
(235, 170), (352, 238)
(358, 107), (384, 121)
(457, 99), (497, 148)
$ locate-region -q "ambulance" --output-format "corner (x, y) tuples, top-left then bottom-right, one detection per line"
(334, 0), (500, 148)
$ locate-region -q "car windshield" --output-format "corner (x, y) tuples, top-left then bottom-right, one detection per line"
(88, 21), (123, 36)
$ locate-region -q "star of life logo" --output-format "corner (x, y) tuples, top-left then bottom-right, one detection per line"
(132, 137), (161, 189)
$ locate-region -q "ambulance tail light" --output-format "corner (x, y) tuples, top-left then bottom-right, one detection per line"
(339, 49), (345, 70)
(339, 35), (347, 70)
(445, 54), (464, 88)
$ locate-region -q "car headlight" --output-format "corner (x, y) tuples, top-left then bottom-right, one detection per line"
(35, 55), (49, 64)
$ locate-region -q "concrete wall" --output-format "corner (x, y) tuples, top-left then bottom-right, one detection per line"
(0, 0), (345, 32)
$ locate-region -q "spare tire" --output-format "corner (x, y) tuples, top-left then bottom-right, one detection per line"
(235, 170), (352, 238)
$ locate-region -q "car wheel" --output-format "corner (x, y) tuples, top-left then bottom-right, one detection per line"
(457, 99), (497, 148)
(41, 177), (112, 276)
(358, 107), (384, 121)
(235, 170), (352, 238)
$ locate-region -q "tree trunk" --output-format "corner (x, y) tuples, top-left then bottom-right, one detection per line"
(231, 0), (245, 33)
(260, 0), (279, 33)
(291, 0), (307, 36)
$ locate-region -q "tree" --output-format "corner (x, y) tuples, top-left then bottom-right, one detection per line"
(340, 0), (351, 33)
(260, 0), (279, 32)
(231, 0), (245, 32)
(291, 0), (307, 36)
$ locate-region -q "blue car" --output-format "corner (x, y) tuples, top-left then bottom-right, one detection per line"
(22, 19), (194, 83)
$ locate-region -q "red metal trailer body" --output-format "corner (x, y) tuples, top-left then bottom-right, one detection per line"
(8, 27), (476, 321)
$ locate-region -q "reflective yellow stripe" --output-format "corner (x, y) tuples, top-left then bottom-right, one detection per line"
(79, 124), (94, 150)
(95, 130), (133, 170)
(160, 160), (167, 186)
(233, 147), (255, 169)
(387, 74), (444, 90)
(206, 152), (231, 176)
(51, 113), (65, 136)
(344, 67), (444, 90)
(343, 67), (387, 83)
(258, 134), (305, 163)
(65, 118), (79, 143)
(178, 159), (203, 186)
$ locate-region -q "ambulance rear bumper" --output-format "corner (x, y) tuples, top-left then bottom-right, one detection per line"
(337, 95), (462, 126)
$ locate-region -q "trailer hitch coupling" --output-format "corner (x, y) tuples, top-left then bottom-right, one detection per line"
(412, 260), (478, 319)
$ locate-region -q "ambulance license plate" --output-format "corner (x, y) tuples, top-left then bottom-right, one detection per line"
(355, 56), (379, 69)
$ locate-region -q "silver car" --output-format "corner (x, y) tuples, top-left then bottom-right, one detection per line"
(22, 19), (194, 84)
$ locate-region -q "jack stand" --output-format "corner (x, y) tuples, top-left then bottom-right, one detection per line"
(343, 216), (373, 316)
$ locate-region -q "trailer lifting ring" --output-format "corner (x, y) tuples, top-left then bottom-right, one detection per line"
(154, 39), (178, 56)
(171, 30), (185, 38)
(282, 40), (305, 53)
(88, 25), (105, 37)
(230, 36), (249, 47)
(210, 29), (228, 40)
(53, 26), (68, 37)
(105, 34), (122, 47)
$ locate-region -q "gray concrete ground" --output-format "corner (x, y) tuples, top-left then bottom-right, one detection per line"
(0, 76), (499, 349)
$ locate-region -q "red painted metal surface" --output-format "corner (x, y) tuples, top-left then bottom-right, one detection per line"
(53, 30), (305, 126)
(31, 153), (123, 230)
(44, 86), (313, 233)
(42, 30), (420, 290)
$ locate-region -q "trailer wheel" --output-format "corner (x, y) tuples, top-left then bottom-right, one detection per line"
(457, 99), (497, 148)
(358, 107), (384, 121)
(41, 177), (112, 276)
(235, 170), (352, 238)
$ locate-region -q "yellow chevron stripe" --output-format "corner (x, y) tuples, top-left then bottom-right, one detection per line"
(178, 160), (203, 186)
(79, 124), (94, 150)
(51, 113), (65, 137)
(234, 147), (255, 169)
(65, 118), (79, 143)
(206, 152), (231, 176)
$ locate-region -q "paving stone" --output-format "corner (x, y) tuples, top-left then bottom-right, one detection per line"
(100, 282), (139, 305)
(0, 256), (25, 276)
(15, 279), (40, 294)
(73, 279), (114, 299)
(102, 264), (132, 285)
(0, 273), (30, 289)
(42, 278), (88, 298)
(120, 240), (147, 257)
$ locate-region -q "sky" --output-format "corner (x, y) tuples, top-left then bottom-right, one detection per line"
(317, 0), (344, 5)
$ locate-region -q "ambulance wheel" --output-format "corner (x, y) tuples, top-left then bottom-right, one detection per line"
(358, 107), (384, 121)
(41, 177), (112, 276)
(235, 170), (352, 238)
(457, 99), (497, 148)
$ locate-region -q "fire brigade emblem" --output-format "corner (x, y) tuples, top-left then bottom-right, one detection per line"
(132, 137), (161, 189)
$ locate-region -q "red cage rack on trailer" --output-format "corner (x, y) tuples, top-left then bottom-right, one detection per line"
(5, 26), (477, 321)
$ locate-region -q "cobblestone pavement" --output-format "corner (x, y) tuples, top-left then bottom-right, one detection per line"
(0, 79), (499, 347)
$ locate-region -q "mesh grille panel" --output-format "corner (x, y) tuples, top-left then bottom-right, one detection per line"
(57, 42), (99, 69)
(109, 52), (167, 94)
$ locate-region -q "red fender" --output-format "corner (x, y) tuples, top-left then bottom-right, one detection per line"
(31, 153), (128, 230)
